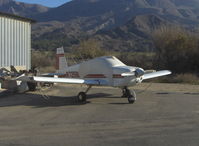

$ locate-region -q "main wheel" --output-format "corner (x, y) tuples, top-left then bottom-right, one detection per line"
(122, 88), (130, 98)
(127, 90), (136, 104)
(27, 82), (37, 91)
(77, 92), (87, 103)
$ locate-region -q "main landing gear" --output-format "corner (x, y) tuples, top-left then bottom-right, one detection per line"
(122, 87), (136, 104)
(77, 86), (92, 103)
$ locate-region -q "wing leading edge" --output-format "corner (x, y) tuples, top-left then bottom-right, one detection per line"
(16, 75), (108, 86)
(143, 70), (171, 80)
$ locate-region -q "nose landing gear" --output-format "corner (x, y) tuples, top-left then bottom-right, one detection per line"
(122, 87), (136, 104)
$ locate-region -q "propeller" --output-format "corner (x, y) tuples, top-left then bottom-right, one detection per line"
(135, 68), (145, 77)
(121, 68), (145, 77)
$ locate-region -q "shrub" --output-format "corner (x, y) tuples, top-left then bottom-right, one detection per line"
(31, 51), (55, 73)
(72, 39), (106, 59)
(150, 73), (199, 84)
(118, 52), (154, 69)
(153, 26), (199, 74)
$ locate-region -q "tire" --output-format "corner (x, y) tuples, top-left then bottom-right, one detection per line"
(77, 92), (87, 103)
(127, 90), (136, 104)
(128, 95), (136, 104)
(122, 88), (130, 98)
(27, 82), (37, 91)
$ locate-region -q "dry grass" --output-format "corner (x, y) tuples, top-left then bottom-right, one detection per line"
(38, 66), (56, 74)
(151, 73), (199, 85)
(134, 83), (199, 93)
(31, 50), (56, 73)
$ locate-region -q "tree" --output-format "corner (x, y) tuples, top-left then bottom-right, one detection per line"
(153, 26), (199, 74)
(72, 39), (106, 59)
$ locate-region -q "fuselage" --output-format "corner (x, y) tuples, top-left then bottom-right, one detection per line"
(61, 56), (142, 87)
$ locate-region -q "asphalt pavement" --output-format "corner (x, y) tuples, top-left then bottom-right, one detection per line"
(0, 83), (198, 146)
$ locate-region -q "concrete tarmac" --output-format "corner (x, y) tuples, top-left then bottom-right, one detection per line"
(0, 83), (198, 146)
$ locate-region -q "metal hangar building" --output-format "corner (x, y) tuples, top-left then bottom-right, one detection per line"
(0, 12), (35, 70)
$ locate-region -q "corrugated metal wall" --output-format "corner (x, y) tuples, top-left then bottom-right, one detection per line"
(0, 16), (31, 70)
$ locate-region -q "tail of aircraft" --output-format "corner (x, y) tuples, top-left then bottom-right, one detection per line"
(56, 47), (68, 73)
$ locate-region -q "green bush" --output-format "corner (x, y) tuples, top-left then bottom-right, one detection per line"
(118, 52), (154, 69)
(153, 26), (199, 74)
(72, 39), (106, 59)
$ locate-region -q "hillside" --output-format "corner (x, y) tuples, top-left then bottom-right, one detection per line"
(93, 14), (169, 52)
(1, 0), (199, 51)
(0, 0), (49, 17)
(31, 0), (199, 51)
(35, 0), (199, 22)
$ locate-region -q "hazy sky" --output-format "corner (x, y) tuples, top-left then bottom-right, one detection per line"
(16, 0), (72, 7)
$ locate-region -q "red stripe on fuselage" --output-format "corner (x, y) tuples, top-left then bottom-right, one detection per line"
(58, 72), (125, 79)
(113, 74), (124, 78)
(84, 74), (106, 78)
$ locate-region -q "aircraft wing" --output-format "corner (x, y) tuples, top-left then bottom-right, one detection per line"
(142, 70), (171, 80)
(41, 73), (65, 76)
(16, 75), (108, 86)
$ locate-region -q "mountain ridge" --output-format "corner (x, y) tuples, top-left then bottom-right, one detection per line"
(1, 0), (199, 51)
(31, 0), (199, 51)
(0, 0), (49, 17)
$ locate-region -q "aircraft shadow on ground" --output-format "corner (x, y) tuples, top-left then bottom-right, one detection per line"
(184, 92), (199, 95)
(0, 91), (118, 108)
(156, 92), (199, 95)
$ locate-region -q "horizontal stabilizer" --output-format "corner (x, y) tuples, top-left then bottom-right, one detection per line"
(143, 70), (171, 80)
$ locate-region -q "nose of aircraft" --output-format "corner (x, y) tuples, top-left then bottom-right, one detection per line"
(135, 68), (145, 77)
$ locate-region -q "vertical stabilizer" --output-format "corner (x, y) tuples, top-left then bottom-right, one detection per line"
(56, 47), (68, 73)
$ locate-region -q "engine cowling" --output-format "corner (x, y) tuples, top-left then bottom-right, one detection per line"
(135, 68), (145, 77)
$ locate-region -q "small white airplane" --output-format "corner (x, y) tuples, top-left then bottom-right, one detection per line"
(17, 47), (171, 104)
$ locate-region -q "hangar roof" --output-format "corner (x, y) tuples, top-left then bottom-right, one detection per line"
(0, 11), (36, 23)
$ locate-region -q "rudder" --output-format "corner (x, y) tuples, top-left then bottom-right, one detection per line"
(56, 47), (68, 73)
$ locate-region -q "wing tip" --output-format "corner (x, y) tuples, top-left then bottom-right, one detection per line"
(164, 70), (172, 75)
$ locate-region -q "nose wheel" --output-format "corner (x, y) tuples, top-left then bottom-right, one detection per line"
(122, 87), (136, 104)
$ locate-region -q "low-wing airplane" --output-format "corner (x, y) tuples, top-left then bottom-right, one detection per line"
(17, 47), (171, 104)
